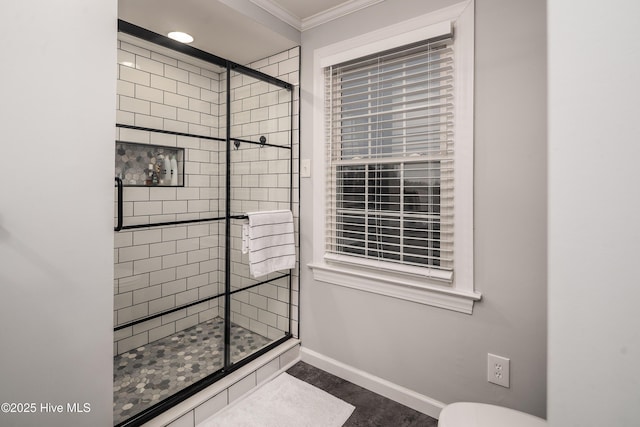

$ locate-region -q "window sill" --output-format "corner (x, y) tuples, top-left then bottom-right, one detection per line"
(308, 261), (481, 314)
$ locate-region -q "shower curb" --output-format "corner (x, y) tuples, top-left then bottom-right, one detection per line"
(140, 339), (301, 427)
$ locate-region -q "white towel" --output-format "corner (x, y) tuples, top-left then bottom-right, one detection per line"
(247, 210), (296, 278)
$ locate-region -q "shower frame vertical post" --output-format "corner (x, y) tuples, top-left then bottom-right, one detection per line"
(288, 86), (295, 336)
(224, 64), (232, 370)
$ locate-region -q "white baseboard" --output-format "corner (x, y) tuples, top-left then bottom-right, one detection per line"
(300, 346), (445, 420)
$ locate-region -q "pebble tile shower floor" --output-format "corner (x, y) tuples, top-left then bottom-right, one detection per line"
(113, 316), (271, 425)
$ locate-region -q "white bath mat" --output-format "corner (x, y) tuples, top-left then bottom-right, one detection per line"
(199, 373), (355, 427)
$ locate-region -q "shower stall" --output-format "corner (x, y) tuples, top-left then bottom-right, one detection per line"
(113, 21), (299, 426)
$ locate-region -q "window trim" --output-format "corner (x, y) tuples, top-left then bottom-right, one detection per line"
(308, 0), (480, 314)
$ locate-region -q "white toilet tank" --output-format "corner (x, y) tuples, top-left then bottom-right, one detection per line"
(438, 402), (547, 427)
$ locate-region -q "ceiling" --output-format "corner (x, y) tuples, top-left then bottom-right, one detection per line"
(118, 0), (378, 65)
(267, 0), (349, 20)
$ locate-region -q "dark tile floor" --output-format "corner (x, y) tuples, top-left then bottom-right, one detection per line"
(287, 361), (438, 427)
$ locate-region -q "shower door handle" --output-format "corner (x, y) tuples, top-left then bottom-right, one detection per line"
(115, 177), (123, 232)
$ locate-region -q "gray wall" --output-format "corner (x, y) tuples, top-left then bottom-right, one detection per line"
(547, 0), (640, 425)
(0, 1), (116, 426)
(299, 0), (547, 417)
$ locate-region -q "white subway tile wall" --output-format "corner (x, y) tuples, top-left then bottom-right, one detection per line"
(115, 38), (222, 355)
(114, 39), (300, 355)
(222, 47), (300, 342)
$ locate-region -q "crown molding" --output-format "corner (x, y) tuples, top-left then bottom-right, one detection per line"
(249, 0), (385, 32)
(301, 0), (384, 31)
(249, 0), (303, 31)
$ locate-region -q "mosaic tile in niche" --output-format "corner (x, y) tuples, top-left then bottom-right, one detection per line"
(115, 141), (184, 186)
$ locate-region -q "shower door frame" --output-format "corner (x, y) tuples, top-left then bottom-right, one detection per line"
(114, 20), (296, 427)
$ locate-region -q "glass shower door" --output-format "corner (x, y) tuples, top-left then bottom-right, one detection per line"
(113, 29), (228, 426)
(225, 68), (294, 364)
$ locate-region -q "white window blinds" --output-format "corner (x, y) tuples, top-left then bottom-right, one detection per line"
(324, 32), (455, 282)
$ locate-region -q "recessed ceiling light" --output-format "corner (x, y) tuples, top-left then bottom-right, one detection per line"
(167, 31), (194, 43)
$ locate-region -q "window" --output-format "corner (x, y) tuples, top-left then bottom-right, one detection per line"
(325, 36), (454, 282)
(309, 1), (480, 314)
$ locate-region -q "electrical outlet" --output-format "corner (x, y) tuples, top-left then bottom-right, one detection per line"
(487, 353), (510, 388)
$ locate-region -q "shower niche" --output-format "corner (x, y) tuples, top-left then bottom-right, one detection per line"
(113, 20), (298, 427)
(115, 141), (184, 186)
